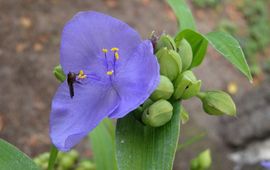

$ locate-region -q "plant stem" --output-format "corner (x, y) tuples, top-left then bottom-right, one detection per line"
(48, 145), (59, 170)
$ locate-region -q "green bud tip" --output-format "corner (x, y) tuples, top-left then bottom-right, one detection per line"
(180, 106), (189, 124)
(150, 75), (174, 101)
(173, 70), (201, 100)
(198, 149), (212, 169)
(78, 160), (96, 170)
(177, 39), (193, 71)
(191, 149), (212, 170)
(142, 99), (154, 110)
(59, 156), (75, 168)
(155, 34), (176, 52)
(53, 65), (66, 82)
(68, 150), (79, 160)
(156, 48), (182, 81)
(197, 91), (236, 116)
(142, 99), (173, 127)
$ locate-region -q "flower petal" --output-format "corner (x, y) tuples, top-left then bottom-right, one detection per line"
(109, 40), (160, 118)
(60, 11), (141, 76)
(50, 80), (119, 151)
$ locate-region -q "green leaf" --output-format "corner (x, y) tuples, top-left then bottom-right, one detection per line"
(167, 0), (196, 31)
(175, 30), (252, 81)
(0, 139), (40, 170)
(175, 29), (208, 68)
(115, 102), (181, 170)
(89, 119), (118, 170)
(205, 31), (252, 81)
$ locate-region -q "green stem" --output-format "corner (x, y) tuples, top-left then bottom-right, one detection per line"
(48, 145), (59, 170)
(196, 92), (206, 99)
(177, 132), (206, 151)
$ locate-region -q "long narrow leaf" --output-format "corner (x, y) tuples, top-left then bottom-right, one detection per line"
(205, 31), (252, 81)
(115, 102), (181, 170)
(175, 30), (252, 81)
(167, 0), (196, 31)
(89, 119), (118, 170)
(0, 139), (40, 170)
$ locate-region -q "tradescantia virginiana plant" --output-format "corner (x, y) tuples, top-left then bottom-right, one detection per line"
(0, 0), (252, 170)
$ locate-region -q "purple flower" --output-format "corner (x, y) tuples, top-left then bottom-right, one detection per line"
(261, 161), (270, 169)
(50, 11), (160, 151)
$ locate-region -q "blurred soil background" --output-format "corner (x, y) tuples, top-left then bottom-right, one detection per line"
(0, 0), (270, 169)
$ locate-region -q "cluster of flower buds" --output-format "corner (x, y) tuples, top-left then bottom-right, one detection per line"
(140, 33), (236, 127)
(34, 150), (95, 170)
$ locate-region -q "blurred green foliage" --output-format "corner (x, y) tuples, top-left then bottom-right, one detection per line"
(216, 20), (237, 35)
(238, 0), (270, 75)
(192, 0), (221, 8)
(216, 0), (270, 75)
(34, 150), (95, 170)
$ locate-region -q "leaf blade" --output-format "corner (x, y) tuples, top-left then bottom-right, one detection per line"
(167, 0), (196, 31)
(89, 119), (118, 170)
(116, 102), (181, 170)
(0, 139), (40, 170)
(175, 29), (208, 68)
(205, 31), (252, 81)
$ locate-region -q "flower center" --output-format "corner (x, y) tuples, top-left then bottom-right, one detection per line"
(102, 47), (120, 76)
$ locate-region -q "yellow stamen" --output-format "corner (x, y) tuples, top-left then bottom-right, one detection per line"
(102, 48), (108, 53)
(106, 70), (114, 76)
(115, 52), (119, 60)
(111, 47), (119, 52)
(78, 70), (87, 79)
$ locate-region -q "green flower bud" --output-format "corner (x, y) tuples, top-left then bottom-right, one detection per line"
(150, 75), (174, 101)
(59, 156), (75, 169)
(180, 106), (189, 124)
(191, 149), (212, 170)
(190, 159), (199, 170)
(142, 99), (154, 110)
(68, 150), (79, 160)
(198, 149), (212, 169)
(56, 166), (65, 170)
(40, 163), (48, 170)
(33, 158), (42, 167)
(77, 160), (96, 170)
(156, 48), (182, 81)
(173, 70), (201, 100)
(197, 91), (236, 116)
(177, 39), (193, 71)
(133, 106), (143, 120)
(142, 99), (173, 127)
(53, 65), (66, 82)
(156, 34), (176, 52)
(38, 152), (50, 163)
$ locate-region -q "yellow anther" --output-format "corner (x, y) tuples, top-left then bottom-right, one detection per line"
(78, 70), (87, 79)
(111, 47), (119, 52)
(115, 52), (120, 60)
(102, 48), (108, 53)
(106, 70), (114, 76)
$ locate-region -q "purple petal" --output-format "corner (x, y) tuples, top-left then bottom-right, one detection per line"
(261, 161), (270, 169)
(109, 40), (160, 118)
(50, 80), (119, 151)
(60, 11), (141, 76)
